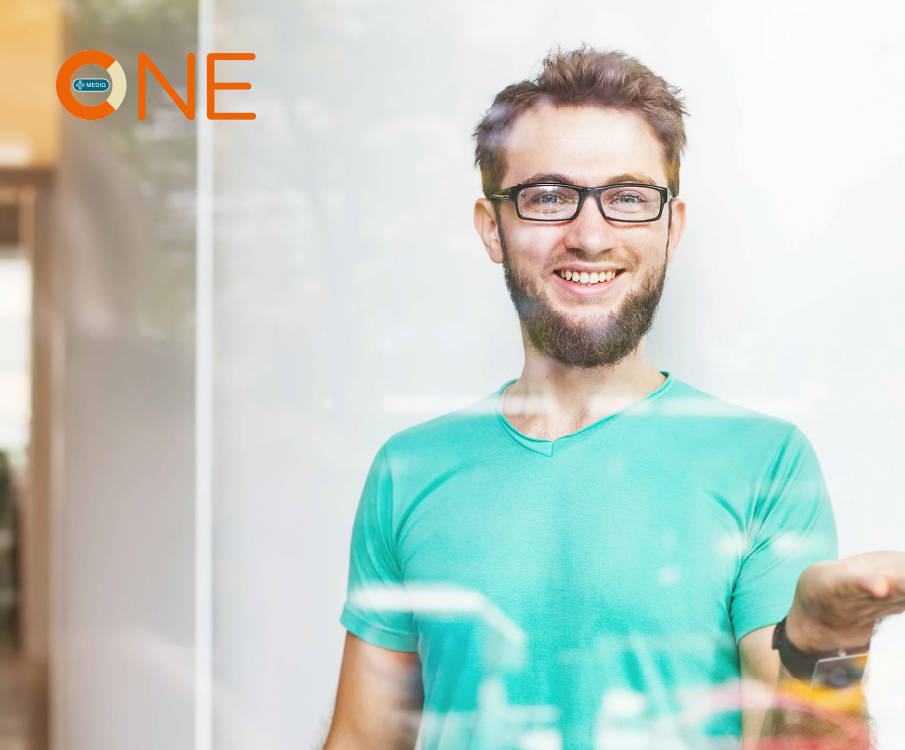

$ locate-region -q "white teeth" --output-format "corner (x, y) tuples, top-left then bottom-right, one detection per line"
(557, 269), (620, 285)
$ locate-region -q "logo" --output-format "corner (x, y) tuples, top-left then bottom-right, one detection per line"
(72, 78), (110, 92)
(56, 49), (256, 121)
(56, 50), (127, 120)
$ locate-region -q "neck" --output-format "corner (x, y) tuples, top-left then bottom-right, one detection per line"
(502, 337), (666, 441)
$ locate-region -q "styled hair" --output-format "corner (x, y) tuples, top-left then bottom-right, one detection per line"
(473, 46), (687, 197)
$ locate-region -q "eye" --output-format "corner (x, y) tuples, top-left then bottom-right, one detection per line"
(608, 191), (648, 205)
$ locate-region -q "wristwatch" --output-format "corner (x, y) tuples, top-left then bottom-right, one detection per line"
(771, 616), (870, 688)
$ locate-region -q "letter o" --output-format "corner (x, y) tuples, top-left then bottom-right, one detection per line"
(56, 50), (127, 120)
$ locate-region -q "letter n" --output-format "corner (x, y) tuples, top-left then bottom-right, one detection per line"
(138, 53), (196, 120)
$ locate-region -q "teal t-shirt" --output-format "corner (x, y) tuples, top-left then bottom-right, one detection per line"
(340, 373), (838, 750)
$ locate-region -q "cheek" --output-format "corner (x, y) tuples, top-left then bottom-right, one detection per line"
(628, 228), (669, 262)
(506, 225), (563, 265)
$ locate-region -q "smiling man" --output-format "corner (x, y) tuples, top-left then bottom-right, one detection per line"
(323, 48), (905, 750)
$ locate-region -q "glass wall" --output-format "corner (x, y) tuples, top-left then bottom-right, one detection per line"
(209, 2), (905, 749)
(2, 1), (901, 749)
(51, 2), (198, 749)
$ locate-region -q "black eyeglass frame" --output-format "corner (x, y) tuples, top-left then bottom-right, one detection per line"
(490, 182), (673, 223)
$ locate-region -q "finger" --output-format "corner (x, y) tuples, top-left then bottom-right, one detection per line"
(865, 576), (905, 600)
(861, 576), (891, 599)
(853, 601), (905, 626)
(833, 597), (905, 627)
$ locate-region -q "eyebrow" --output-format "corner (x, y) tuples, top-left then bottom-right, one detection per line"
(520, 172), (660, 186)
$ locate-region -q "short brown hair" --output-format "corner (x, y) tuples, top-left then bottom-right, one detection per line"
(473, 46), (687, 197)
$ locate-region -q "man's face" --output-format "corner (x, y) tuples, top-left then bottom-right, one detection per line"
(475, 104), (686, 369)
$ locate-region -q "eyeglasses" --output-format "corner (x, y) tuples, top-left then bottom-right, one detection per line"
(490, 182), (672, 223)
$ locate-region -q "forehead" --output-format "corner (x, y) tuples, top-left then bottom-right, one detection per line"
(501, 104), (667, 186)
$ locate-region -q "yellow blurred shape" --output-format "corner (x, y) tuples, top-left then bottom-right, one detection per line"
(0, 0), (61, 167)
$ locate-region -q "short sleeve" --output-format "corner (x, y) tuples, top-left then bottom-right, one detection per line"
(339, 444), (418, 652)
(730, 426), (839, 642)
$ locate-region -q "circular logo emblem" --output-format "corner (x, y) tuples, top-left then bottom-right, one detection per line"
(56, 50), (127, 120)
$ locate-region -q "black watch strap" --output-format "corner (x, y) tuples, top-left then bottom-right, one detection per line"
(771, 616), (870, 687)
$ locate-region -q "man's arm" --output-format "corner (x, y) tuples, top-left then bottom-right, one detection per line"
(738, 551), (905, 750)
(737, 624), (781, 750)
(323, 631), (424, 750)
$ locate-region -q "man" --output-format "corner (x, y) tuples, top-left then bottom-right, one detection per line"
(323, 48), (905, 750)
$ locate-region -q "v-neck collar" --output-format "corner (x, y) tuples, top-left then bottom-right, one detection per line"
(494, 371), (674, 457)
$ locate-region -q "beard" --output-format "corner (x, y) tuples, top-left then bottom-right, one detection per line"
(499, 230), (669, 370)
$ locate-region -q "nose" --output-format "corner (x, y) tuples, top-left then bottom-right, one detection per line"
(561, 191), (620, 255)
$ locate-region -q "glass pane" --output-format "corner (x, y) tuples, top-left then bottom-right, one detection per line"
(517, 184), (580, 218)
(601, 185), (661, 219)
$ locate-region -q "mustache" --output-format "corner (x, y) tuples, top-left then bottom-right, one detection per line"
(548, 258), (634, 272)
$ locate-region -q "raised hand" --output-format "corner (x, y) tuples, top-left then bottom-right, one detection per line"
(785, 550), (905, 652)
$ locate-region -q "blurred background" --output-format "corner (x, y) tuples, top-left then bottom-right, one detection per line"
(1, 0), (904, 748)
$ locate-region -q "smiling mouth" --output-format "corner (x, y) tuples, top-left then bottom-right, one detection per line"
(554, 268), (627, 286)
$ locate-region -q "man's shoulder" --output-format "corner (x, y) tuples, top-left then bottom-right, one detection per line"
(662, 376), (804, 444)
(380, 388), (501, 461)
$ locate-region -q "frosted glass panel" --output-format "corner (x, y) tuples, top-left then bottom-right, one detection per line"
(209, 3), (905, 749)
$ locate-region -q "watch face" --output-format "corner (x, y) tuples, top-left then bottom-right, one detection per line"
(811, 653), (869, 688)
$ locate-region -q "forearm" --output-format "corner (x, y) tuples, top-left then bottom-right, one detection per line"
(757, 663), (872, 750)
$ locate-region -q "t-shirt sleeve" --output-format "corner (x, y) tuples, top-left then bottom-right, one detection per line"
(730, 426), (839, 642)
(339, 444), (419, 652)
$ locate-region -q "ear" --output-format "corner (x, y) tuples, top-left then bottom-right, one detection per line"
(665, 198), (686, 263)
(474, 198), (504, 265)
